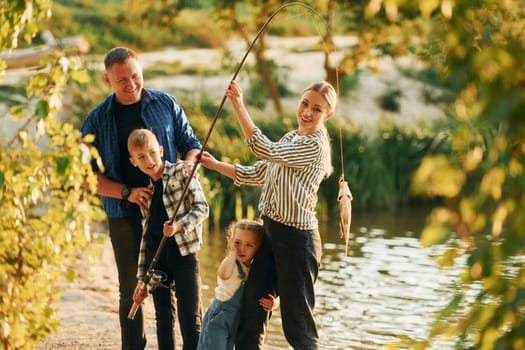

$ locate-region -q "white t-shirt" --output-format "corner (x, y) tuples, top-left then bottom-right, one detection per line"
(214, 261), (250, 302)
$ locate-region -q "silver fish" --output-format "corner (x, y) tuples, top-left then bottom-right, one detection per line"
(337, 176), (353, 256)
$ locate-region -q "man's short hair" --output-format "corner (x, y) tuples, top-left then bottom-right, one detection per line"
(104, 47), (138, 69)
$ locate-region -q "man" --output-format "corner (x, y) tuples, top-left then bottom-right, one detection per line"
(81, 47), (202, 350)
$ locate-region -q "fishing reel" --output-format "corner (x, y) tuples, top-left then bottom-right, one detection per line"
(146, 269), (169, 293)
(128, 269), (169, 320)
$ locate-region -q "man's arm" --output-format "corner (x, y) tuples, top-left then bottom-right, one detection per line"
(184, 148), (201, 165)
(95, 172), (153, 209)
(95, 173), (126, 198)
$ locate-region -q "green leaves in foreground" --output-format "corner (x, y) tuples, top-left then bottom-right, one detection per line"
(406, 1), (525, 348)
(1, 5), (103, 346)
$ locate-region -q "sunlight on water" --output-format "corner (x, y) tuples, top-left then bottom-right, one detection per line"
(199, 208), (462, 349)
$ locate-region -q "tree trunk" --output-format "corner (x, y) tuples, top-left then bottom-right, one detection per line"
(230, 3), (283, 116)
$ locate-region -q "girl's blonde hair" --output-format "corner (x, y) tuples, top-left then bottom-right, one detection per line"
(226, 219), (265, 243)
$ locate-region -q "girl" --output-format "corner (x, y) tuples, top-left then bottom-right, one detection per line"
(197, 219), (278, 350)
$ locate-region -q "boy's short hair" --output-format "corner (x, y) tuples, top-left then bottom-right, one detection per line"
(128, 128), (159, 153)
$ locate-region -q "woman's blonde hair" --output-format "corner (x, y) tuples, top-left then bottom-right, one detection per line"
(303, 81), (336, 177)
(303, 80), (337, 113)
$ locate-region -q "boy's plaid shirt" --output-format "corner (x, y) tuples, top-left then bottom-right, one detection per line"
(137, 161), (209, 280)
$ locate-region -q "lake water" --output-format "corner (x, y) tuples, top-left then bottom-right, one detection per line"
(198, 207), (460, 350)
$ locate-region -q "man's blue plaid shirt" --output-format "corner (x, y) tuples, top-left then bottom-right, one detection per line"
(81, 89), (201, 218)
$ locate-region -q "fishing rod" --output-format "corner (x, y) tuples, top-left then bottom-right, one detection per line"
(129, 1), (337, 319)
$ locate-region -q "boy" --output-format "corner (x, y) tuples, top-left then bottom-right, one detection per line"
(129, 128), (208, 350)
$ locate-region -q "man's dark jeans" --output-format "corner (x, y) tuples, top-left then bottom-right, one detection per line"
(147, 241), (202, 350)
(108, 217), (147, 350)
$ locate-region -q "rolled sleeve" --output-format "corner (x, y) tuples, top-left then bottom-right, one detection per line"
(234, 161), (267, 186)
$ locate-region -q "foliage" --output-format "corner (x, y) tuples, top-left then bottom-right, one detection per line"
(377, 86), (402, 112)
(393, 0), (525, 349)
(48, 0), (226, 52)
(0, 1), (101, 349)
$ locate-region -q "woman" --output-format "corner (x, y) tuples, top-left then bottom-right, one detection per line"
(200, 80), (336, 350)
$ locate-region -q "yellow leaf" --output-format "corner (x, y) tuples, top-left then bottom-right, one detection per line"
(480, 168), (505, 200)
(420, 0), (440, 18)
(420, 224), (450, 247)
(83, 134), (95, 143)
(71, 69), (90, 84)
(412, 155), (466, 197)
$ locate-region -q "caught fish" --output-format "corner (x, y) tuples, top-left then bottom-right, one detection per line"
(337, 176), (353, 256)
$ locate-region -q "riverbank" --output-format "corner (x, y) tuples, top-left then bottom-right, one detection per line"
(36, 235), (161, 349)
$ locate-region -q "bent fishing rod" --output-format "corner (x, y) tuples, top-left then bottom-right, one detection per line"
(129, 1), (334, 319)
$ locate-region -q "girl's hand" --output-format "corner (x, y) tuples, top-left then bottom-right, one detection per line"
(226, 234), (236, 253)
(163, 221), (180, 237)
(259, 293), (278, 312)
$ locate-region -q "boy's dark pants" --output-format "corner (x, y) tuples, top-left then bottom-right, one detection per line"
(148, 242), (202, 350)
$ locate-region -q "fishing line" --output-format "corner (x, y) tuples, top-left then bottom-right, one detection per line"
(136, 2), (341, 305)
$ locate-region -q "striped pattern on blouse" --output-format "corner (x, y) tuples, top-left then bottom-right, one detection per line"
(234, 127), (331, 230)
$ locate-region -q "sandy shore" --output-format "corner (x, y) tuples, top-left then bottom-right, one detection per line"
(36, 236), (162, 350)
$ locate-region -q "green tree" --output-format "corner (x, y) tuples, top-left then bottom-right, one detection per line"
(317, 0), (525, 347)
(213, 0), (286, 114)
(404, 0), (525, 348)
(0, 1), (100, 349)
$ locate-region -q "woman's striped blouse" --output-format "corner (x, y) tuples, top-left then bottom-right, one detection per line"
(234, 127), (331, 230)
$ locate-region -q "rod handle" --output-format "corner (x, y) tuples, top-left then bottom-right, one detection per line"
(128, 302), (140, 320)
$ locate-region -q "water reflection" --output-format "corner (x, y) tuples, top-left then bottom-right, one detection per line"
(199, 207), (459, 349)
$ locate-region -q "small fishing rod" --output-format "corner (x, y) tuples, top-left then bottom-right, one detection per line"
(129, 1), (336, 319)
